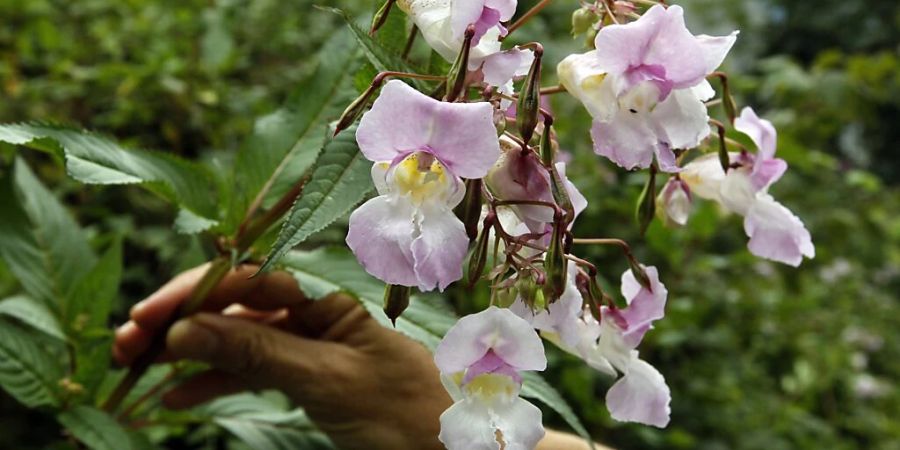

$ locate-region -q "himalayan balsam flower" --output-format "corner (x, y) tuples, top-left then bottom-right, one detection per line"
(398, 0), (516, 68)
(558, 4), (737, 171)
(346, 80), (500, 291)
(513, 264), (672, 427)
(656, 177), (692, 226)
(481, 48), (535, 108)
(435, 306), (547, 449)
(681, 107), (815, 266)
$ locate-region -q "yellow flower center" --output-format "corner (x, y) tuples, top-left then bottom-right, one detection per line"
(391, 152), (450, 204)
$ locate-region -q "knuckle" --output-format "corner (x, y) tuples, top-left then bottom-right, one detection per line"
(231, 330), (271, 376)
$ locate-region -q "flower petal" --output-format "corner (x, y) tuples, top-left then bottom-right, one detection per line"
(616, 266), (668, 348)
(411, 205), (469, 291)
(696, 31), (739, 74)
(494, 397), (546, 450)
(744, 194), (815, 266)
(557, 51), (618, 120)
(606, 358), (671, 428)
(439, 400), (499, 450)
(482, 48), (534, 89)
(735, 107), (777, 159)
(435, 306), (547, 374)
(346, 195), (418, 286)
(591, 112), (658, 170)
(651, 86), (712, 151)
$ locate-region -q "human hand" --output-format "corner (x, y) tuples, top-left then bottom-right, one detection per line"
(113, 264), (452, 450)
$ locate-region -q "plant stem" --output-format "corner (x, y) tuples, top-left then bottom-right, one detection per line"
(503, 0), (554, 39)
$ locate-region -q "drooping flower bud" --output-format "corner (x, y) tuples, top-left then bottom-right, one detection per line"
(516, 44), (543, 145)
(334, 76), (385, 137)
(571, 7), (597, 37)
(370, 0), (397, 36)
(455, 179), (484, 240)
(656, 177), (692, 227)
(465, 211), (493, 287)
(383, 284), (412, 326)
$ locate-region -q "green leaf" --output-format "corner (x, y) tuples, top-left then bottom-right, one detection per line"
(58, 406), (133, 450)
(0, 122), (219, 224)
(375, 2), (409, 54)
(66, 240), (122, 398)
(0, 159), (96, 306)
(0, 318), (64, 408)
(202, 393), (334, 450)
(326, 7), (429, 90)
(260, 128), (373, 272)
(227, 30), (361, 231)
(0, 295), (65, 341)
(280, 248), (455, 350)
(521, 372), (595, 449)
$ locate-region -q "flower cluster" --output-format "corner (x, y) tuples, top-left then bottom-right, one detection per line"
(341, 1), (815, 448)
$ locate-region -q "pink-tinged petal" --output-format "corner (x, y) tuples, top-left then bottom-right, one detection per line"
(357, 80), (500, 179)
(482, 48), (534, 88)
(411, 205), (469, 291)
(450, 0), (487, 40)
(529, 264), (583, 347)
(438, 400), (498, 450)
(696, 31), (739, 74)
(735, 107), (777, 159)
(462, 350), (522, 385)
(591, 113), (658, 170)
(680, 152), (734, 200)
(719, 168), (757, 215)
(346, 196), (418, 286)
(744, 194), (815, 267)
(594, 5), (707, 91)
(592, 5), (668, 76)
(485, 0), (517, 20)
(485, 139), (555, 231)
(494, 397), (546, 450)
(615, 266), (667, 347)
(606, 358), (671, 428)
(435, 306), (547, 374)
(557, 51), (618, 120)
(651, 87), (712, 150)
(751, 157), (788, 191)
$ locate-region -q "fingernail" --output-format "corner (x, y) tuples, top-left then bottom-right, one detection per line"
(167, 318), (218, 360)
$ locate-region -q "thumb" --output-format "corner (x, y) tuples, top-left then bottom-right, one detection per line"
(166, 313), (353, 400)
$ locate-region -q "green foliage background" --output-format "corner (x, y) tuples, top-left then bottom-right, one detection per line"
(0, 0), (897, 448)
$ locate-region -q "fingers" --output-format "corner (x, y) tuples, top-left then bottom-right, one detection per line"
(165, 313), (358, 403)
(130, 265), (308, 332)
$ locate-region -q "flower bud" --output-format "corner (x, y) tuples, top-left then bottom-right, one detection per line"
(383, 284), (411, 326)
(656, 177), (692, 227)
(515, 270), (545, 310)
(571, 7), (597, 36)
(455, 179), (484, 240)
(445, 25), (475, 102)
(465, 211), (493, 286)
(370, 0), (397, 35)
(542, 213), (568, 302)
(516, 45), (543, 145)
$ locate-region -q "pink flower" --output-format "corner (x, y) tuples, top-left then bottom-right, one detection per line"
(558, 5), (738, 171)
(681, 107), (814, 266)
(481, 48), (535, 108)
(346, 81), (501, 291)
(435, 306), (547, 450)
(656, 177), (693, 226)
(451, 0), (517, 46)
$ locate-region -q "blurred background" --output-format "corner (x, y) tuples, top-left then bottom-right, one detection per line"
(1, 0), (898, 448)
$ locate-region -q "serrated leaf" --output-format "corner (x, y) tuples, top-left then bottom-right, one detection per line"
(0, 295), (65, 341)
(203, 393), (334, 450)
(325, 7), (429, 91)
(66, 240), (122, 398)
(0, 123), (219, 224)
(0, 159), (96, 306)
(0, 319), (64, 408)
(58, 406), (132, 450)
(260, 129), (373, 272)
(227, 30), (361, 231)
(521, 372), (595, 449)
(280, 248), (455, 349)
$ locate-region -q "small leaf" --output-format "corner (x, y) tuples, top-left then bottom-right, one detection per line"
(260, 128), (373, 272)
(326, 7), (429, 90)
(0, 159), (96, 306)
(0, 295), (65, 341)
(0, 123), (219, 224)
(521, 372), (595, 449)
(202, 393), (334, 450)
(58, 406), (132, 450)
(0, 318), (65, 408)
(280, 248), (456, 349)
(226, 29), (361, 231)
